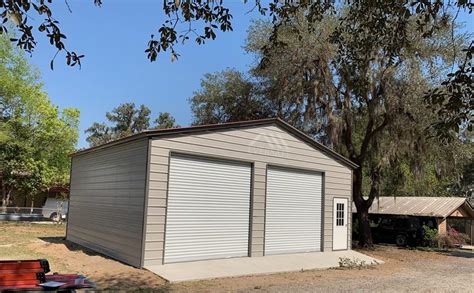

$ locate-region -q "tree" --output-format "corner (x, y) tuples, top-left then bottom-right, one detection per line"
(84, 122), (112, 147)
(2, 0), (472, 243)
(426, 41), (473, 141)
(450, 151), (474, 197)
(1, 94), (79, 211)
(0, 125), (9, 142)
(0, 34), (79, 210)
(85, 102), (151, 147)
(1, 1), (471, 137)
(154, 112), (178, 129)
(85, 103), (177, 146)
(254, 9), (473, 247)
(190, 11), (471, 247)
(189, 69), (272, 125)
(106, 103), (151, 137)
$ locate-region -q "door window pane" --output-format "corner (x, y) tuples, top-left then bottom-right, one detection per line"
(336, 202), (345, 226)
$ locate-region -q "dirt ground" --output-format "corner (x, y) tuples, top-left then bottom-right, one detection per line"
(1, 222), (473, 292)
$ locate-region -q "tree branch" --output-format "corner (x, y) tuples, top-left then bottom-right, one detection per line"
(366, 166), (381, 207)
(358, 112), (389, 162)
(343, 118), (356, 163)
(358, 81), (388, 162)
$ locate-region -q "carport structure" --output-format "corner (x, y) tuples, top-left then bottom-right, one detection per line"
(358, 196), (474, 245)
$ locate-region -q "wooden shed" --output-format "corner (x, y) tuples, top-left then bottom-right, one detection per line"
(355, 196), (474, 245)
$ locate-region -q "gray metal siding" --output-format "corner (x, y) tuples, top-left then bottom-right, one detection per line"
(67, 139), (148, 267)
(143, 125), (352, 266)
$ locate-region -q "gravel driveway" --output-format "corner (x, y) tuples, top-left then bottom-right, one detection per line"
(173, 246), (474, 292)
(253, 249), (474, 292)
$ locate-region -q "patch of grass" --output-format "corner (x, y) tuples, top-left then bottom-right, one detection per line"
(0, 243), (68, 271)
(402, 246), (450, 253)
(0, 222), (65, 241)
(0, 222), (67, 271)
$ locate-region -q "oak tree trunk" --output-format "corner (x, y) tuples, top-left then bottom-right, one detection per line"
(352, 167), (375, 248)
(1, 183), (12, 213)
(356, 203), (373, 247)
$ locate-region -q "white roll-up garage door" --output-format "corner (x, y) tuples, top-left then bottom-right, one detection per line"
(164, 155), (251, 263)
(265, 167), (323, 255)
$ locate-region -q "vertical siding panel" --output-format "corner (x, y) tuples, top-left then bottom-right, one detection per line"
(143, 148), (170, 266)
(250, 162), (266, 257)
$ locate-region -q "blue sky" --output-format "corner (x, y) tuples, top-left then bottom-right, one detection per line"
(29, 1), (259, 148)
(27, 1), (473, 149)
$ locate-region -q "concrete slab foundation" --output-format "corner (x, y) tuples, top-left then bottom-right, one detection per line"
(146, 250), (382, 282)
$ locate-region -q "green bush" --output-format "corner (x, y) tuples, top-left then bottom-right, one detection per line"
(422, 225), (438, 247)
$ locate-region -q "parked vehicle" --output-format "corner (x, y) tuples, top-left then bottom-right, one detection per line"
(41, 198), (69, 221)
(371, 216), (424, 246)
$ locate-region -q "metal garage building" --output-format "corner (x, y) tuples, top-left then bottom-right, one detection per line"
(66, 118), (357, 268)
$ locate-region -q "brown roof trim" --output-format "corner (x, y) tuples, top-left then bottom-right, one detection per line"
(71, 132), (149, 157)
(445, 200), (474, 219)
(71, 118), (278, 157)
(71, 118), (358, 169)
(466, 201), (474, 218)
(355, 196), (473, 218)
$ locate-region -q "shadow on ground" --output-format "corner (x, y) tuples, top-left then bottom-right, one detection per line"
(40, 237), (103, 256)
(442, 250), (474, 259)
(38, 237), (169, 290)
(92, 273), (171, 292)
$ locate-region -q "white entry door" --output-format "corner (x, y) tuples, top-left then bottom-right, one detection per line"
(265, 167), (323, 255)
(164, 155), (252, 263)
(333, 198), (348, 250)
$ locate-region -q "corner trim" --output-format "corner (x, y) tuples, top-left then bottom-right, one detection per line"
(162, 150), (172, 265)
(139, 138), (152, 268)
(321, 172), (325, 252)
(65, 157), (73, 241)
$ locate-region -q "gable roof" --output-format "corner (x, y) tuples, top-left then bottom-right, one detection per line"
(72, 118), (358, 169)
(352, 196), (474, 219)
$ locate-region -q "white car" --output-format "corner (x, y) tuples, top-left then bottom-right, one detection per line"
(42, 198), (69, 221)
